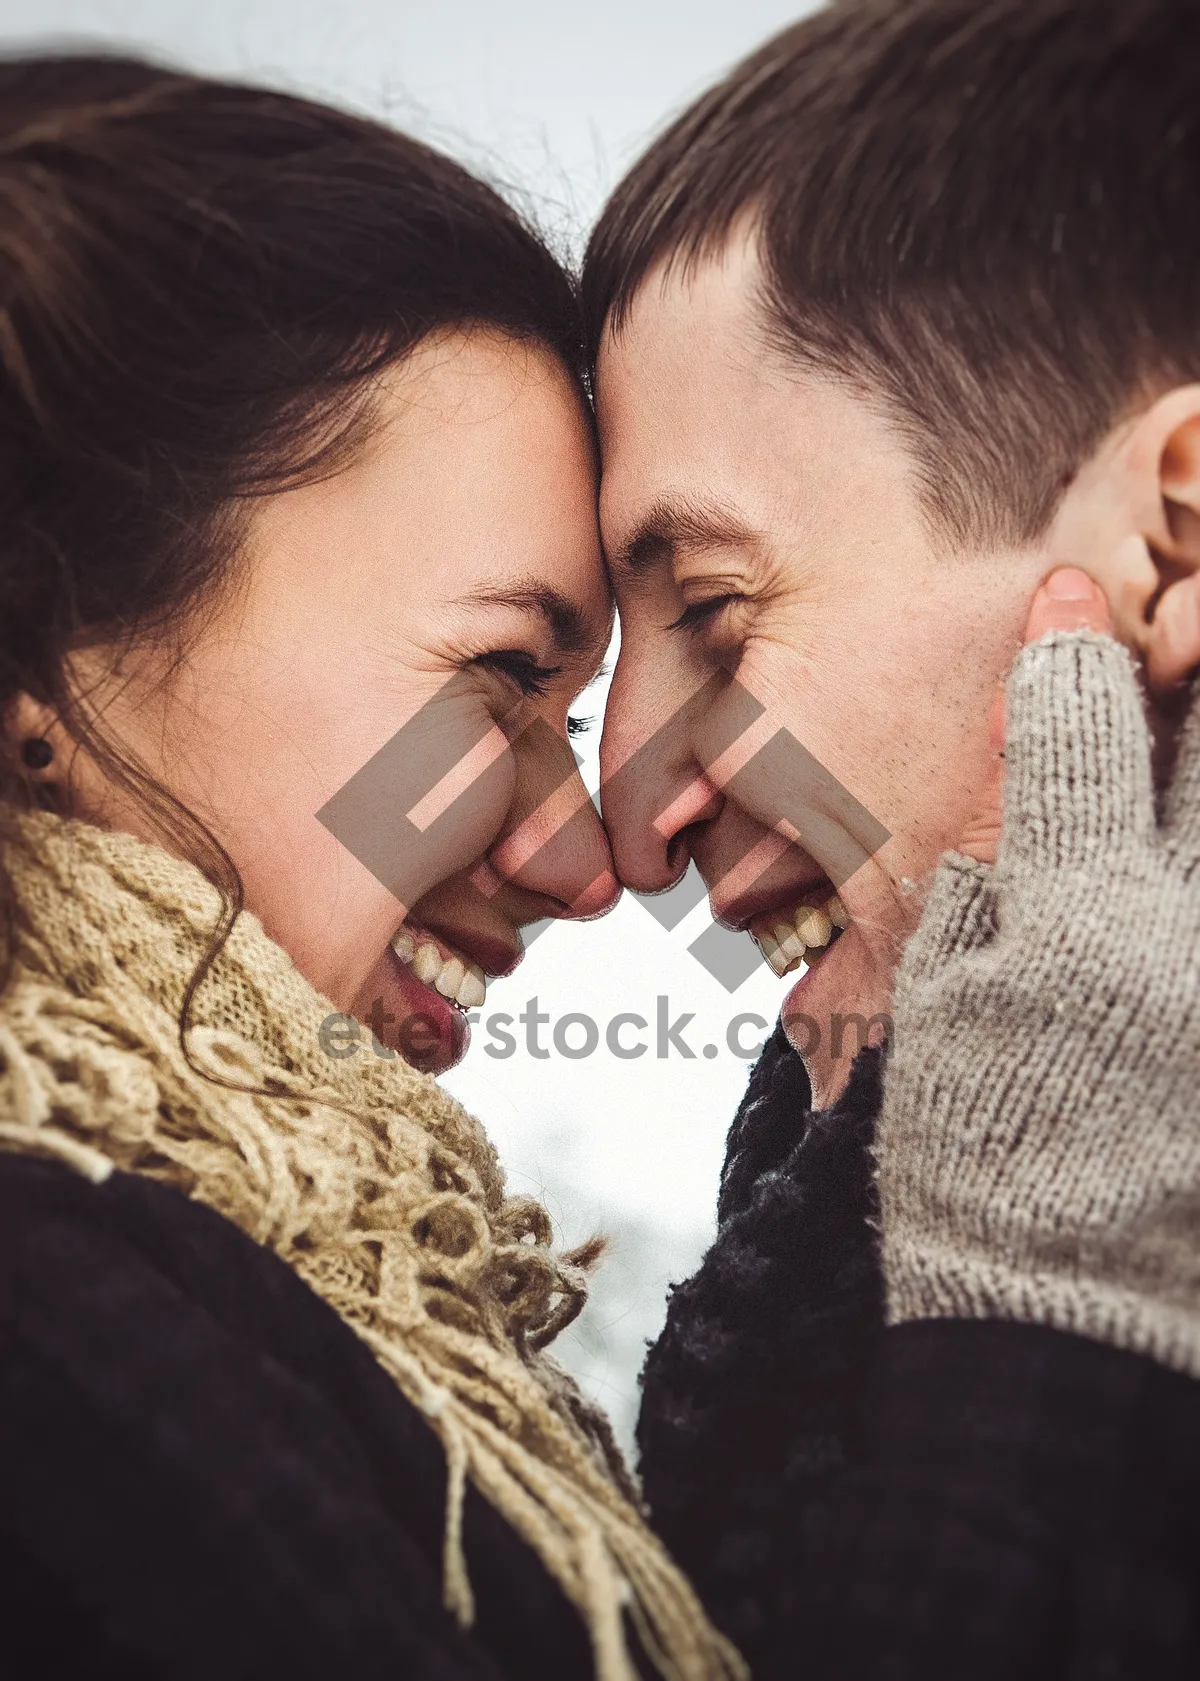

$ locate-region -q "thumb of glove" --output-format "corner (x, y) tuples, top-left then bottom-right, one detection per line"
(958, 568), (1114, 866)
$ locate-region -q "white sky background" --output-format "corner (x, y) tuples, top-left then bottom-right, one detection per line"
(1, 0), (822, 1455)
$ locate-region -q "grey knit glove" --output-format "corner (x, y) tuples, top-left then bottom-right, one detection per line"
(876, 631), (1200, 1377)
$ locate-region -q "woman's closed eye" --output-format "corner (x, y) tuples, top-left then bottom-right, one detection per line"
(473, 652), (596, 737)
(474, 647), (563, 697)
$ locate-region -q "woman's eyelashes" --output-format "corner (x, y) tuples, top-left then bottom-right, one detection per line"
(473, 651), (594, 737)
(474, 647), (563, 697)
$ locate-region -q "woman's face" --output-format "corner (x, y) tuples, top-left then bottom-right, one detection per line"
(69, 328), (618, 1073)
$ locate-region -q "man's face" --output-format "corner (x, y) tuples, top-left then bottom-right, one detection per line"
(596, 239), (1046, 1106)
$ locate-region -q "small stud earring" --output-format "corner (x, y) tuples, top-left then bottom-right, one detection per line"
(20, 738), (54, 771)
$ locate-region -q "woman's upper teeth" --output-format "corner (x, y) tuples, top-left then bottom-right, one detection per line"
(757, 892), (848, 978)
(390, 926), (487, 1009)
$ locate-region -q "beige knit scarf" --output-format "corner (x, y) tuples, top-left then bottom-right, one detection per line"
(0, 807), (744, 1681)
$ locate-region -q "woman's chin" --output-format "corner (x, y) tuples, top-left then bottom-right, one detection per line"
(350, 949), (470, 1076)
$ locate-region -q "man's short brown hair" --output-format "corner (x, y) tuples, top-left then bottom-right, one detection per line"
(584, 0), (1200, 548)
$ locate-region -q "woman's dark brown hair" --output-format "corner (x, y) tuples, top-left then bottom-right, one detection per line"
(0, 53), (586, 1034)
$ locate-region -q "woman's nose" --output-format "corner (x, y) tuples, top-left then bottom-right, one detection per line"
(489, 720), (621, 919)
(565, 836), (622, 918)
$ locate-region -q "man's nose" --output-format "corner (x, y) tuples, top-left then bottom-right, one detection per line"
(599, 658), (724, 893)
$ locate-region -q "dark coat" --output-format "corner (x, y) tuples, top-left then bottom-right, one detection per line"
(637, 1026), (1200, 1680)
(0, 1152), (597, 1681)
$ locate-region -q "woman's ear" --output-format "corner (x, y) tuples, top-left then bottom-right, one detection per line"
(1121, 386), (1200, 695)
(6, 692), (66, 781)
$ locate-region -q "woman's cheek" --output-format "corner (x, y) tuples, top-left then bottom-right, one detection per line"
(405, 694), (520, 896)
(314, 685), (520, 916)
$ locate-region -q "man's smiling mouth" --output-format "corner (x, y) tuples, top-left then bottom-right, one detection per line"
(749, 890), (849, 977)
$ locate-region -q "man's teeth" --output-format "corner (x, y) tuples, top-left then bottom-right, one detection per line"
(390, 928), (487, 1009)
(756, 893), (847, 978)
(772, 923), (807, 969)
(794, 906), (833, 948)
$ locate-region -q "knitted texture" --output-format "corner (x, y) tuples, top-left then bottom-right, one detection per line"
(877, 632), (1200, 1375)
(637, 1028), (885, 1668)
(0, 807), (744, 1681)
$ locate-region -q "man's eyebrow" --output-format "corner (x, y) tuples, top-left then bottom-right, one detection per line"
(455, 577), (597, 656)
(614, 497), (757, 576)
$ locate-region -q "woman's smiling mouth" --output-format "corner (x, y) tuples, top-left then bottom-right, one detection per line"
(375, 913), (523, 1074)
(391, 923), (488, 1009)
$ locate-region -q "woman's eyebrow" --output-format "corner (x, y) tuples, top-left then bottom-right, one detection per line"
(455, 577), (597, 655)
(614, 496), (756, 577)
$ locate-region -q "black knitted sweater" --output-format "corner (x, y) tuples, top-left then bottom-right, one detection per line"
(637, 1025), (1200, 1680)
(0, 1151), (599, 1681)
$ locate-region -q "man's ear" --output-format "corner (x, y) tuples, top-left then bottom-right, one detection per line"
(1116, 385), (1200, 695)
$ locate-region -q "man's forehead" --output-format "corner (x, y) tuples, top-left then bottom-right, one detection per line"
(596, 348), (918, 576)
(594, 249), (774, 558)
(595, 231), (765, 403)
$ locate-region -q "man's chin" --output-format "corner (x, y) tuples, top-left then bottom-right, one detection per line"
(780, 925), (894, 1109)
